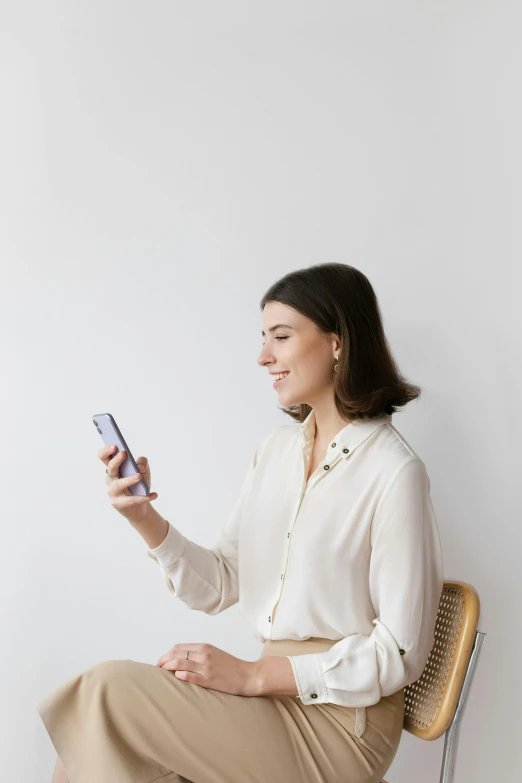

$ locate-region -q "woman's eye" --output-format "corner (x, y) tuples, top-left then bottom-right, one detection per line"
(261, 336), (288, 346)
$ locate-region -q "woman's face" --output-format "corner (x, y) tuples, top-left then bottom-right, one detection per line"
(257, 301), (340, 408)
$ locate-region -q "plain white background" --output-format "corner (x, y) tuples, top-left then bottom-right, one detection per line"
(1, 2), (520, 780)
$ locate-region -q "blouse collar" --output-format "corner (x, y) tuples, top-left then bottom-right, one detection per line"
(299, 408), (392, 459)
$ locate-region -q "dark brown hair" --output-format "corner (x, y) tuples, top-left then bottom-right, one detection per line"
(260, 262), (421, 423)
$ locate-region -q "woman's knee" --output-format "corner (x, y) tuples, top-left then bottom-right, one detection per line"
(78, 658), (186, 715)
(80, 658), (147, 693)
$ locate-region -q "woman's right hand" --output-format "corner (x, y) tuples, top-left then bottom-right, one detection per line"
(98, 445), (159, 526)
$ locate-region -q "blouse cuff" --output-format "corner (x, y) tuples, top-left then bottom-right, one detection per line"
(286, 654), (328, 704)
(146, 520), (187, 567)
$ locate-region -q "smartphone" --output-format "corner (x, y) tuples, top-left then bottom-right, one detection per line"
(92, 413), (150, 496)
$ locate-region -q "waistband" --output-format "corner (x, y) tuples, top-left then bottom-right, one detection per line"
(260, 637), (367, 738)
(260, 637), (338, 658)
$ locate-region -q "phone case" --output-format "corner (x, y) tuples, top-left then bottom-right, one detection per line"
(92, 413), (150, 496)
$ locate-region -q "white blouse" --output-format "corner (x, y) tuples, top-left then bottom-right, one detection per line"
(147, 409), (443, 736)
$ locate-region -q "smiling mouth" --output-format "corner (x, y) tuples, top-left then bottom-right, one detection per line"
(273, 372), (290, 387)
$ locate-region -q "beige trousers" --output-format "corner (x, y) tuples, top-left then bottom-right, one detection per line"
(36, 637), (404, 783)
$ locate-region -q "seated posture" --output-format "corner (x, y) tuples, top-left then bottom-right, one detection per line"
(37, 262), (444, 783)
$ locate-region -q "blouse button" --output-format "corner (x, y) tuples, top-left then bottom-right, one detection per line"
(343, 448), (349, 453)
(311, 693), (318, 699)
(324, 465), (329, 470)
(331, 442), (336, 448)
(399, 648), (405, 655)
(268, 616), (271, 623)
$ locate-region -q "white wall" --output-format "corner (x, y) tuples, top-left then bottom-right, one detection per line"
(1, 2), (520, 780)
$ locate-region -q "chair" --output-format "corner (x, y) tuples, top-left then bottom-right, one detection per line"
(382, 580), (485, 783)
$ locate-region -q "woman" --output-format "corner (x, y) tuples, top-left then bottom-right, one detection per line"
(37, 263), (444, 783)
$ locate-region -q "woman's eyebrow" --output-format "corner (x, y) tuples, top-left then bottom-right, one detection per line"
(261, 324), (295, 336)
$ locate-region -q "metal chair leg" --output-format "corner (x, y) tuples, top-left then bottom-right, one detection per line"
(439, 631), (486, 783)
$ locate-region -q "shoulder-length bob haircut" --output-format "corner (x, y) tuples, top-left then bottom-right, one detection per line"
(260, 262), (421, 424)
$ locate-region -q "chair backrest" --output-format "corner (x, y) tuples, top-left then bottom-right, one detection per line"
(403, 580), (480, 740)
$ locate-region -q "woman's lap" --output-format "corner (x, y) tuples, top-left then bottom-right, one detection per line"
(36, 658), (403, 783)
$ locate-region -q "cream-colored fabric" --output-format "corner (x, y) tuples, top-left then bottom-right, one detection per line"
(261, 637), (369, 739)
(147, 409), (443, 720)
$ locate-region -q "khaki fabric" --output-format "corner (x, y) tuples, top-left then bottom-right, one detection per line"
(37, 637), (404, 783)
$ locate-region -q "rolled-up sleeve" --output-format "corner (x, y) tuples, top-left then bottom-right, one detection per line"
(146, 440), (263, 614)
(287, 456), (444, 706)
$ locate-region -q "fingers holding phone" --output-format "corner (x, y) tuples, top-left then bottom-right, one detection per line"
(105, 446), (136, 493)
(99, 445), (159, 525)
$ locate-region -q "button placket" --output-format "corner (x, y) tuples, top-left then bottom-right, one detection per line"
(267, 454), (310, 636)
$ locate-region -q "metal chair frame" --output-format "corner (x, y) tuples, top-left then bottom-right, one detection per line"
(438, 629), (485, 783)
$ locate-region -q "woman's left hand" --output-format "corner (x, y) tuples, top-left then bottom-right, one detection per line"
(156, 642), (260, 697)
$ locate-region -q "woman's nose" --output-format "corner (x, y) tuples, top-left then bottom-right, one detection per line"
(257, 347), (271, 366)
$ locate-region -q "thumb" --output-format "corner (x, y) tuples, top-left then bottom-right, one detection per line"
(136, 457), (149, 472)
